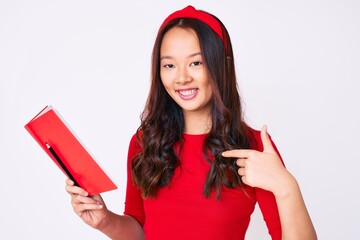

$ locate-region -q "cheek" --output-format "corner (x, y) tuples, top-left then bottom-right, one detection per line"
(205, 87), (213, 101)
(160, 72), (168, 87)
(160, 77), (172, 95)
(201, 76), (213, 97)
(160, 71), (175, 90)
(160, 79), (169, 91)
(160, 69), (169, 83)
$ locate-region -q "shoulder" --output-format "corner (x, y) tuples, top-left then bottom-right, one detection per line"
(247, 126), (284, 164)
(246, 126), (277, 151)
(128, 130), (143, 156)
(246, 126), (263, 151)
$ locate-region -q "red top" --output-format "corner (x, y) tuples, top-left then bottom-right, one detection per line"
(124, 129), (282, 240)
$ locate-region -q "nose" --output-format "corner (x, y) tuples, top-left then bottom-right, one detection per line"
(176, 66), (192, 85)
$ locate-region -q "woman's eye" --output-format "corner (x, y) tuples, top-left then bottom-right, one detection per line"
(190, 61), (202, 66)
(163, 64), (175, 68)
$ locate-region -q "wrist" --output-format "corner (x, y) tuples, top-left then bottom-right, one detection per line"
(273, 171), (299, 199)
(96, 209), (113, 231)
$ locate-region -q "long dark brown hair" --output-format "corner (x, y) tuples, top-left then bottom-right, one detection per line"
(132, 13), (251, 199)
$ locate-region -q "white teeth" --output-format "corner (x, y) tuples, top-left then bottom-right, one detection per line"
(179, 89), (196, 96)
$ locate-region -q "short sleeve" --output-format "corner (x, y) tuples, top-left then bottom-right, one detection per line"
(123, 133), (145, 226)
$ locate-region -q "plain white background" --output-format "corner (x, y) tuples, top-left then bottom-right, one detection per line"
(1, 0), (359, 239)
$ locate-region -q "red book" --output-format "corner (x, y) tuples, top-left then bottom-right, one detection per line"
(24, 105), (117, 196)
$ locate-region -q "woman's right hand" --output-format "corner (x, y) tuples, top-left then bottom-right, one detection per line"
(65, 178), (109, 229)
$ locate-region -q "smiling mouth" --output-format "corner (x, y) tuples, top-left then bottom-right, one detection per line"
(176, 88), (199, 100)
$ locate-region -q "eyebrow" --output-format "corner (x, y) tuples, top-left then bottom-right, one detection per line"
(160, 52), (202, 61)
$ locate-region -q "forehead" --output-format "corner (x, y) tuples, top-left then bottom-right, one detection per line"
(160, 27), (201, 56)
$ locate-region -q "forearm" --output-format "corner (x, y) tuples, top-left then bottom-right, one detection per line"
(275, 174), (317, 240)
(98, 211), (144, 240)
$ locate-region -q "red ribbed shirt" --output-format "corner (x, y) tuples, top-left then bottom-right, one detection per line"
(124, 129), (282, 239)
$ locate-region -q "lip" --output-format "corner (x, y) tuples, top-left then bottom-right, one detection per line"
(176, 88), (199, 100)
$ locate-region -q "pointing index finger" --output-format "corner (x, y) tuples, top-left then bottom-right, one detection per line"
(222, 149), (250, 159)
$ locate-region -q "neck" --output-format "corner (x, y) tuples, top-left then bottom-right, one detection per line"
(183, 110), (212, 135)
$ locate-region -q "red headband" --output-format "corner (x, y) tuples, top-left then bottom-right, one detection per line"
(159, 5), (229, 53)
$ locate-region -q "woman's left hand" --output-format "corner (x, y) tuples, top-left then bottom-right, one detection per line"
(222, 125), (294, 196)
(223, 125), (317, 239)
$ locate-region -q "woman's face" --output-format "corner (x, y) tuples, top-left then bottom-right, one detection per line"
(160, 27), (213, 117)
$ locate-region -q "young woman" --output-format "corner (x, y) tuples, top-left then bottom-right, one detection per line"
(66, 5), (317, 240)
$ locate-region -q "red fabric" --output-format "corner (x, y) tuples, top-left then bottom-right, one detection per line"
(159, 5), (229, 54)
(124, 129), (282, 240)
(160, 5), (223, 41)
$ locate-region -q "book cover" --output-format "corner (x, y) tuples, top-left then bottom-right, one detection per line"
(24, 105), (117, 196)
